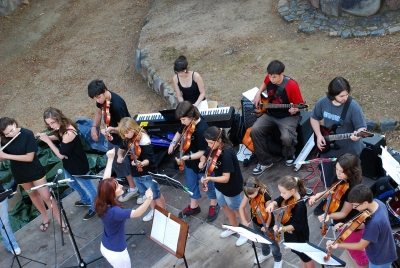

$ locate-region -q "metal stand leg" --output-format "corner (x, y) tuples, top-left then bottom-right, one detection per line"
(252, 241), (261, 268)
(318, 219), (337, 247)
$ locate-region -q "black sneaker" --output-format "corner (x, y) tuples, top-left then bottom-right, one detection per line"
(313, 199), (326, 215)
(178, 205), (201, 218)
(75, 201), (90, 207)
(83, 209), (96, 220)
(285, 155), (296, 166)
(207, 204), (220, 222)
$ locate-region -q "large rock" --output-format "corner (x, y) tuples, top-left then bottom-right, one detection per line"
(342, 0), (381, 16)
(0, 0), (24, 17)
(321, 0), (343, 17)
(384, 0), (400, 10)
(310, 0), (320, 8)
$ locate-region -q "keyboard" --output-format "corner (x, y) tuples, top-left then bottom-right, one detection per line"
(133, 107), (235, 134)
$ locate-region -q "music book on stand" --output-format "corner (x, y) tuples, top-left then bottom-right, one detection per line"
(283, 241), (346, 266)
(149, 205), (189, 259)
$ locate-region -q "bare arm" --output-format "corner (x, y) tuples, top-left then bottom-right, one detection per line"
(252, 82), (267, 108)
(91, 107), (102, 142)
(239, 195), (250, 226)
(103, 148), (115, 179)
(130, 188), (153, 218)
(172, 75), (184, 103)
(310, 117), (326, 151)
(0, 151), (35, 162)
(193, 72), (206, 107)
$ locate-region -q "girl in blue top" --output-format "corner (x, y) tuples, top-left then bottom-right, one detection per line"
(95, 148), (153, 268)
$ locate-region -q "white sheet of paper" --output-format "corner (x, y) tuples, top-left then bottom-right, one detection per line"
(163, 218), (180, 252)
(242, 87), (259, 102)
(222, 224), (271, 244)
(151, 209), (166, 243)
(380, 146), (400, 184)
(236, 144), (253, 162)
(283, 243), (342, 266)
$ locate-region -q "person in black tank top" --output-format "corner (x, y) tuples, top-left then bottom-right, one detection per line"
(173, 55), (208, 110)
(38, 107), (98, 221)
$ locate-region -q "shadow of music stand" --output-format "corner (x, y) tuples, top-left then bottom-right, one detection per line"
(222, 223), (272, 268)
(283, 241), (346, 267)
(149, 206), (189, 267)
(0, 190), (46, 268)
(68, 175), (146, 267)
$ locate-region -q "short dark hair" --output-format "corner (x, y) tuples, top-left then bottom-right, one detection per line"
(174, 55), (188, 72)
(348, 184), (374, 204)
(88, 79), (107, 98)
(266, 60), (285, 75)
(175, 101), (200, 120)
(326, 77), (351, 101)
(203, 126), (232, 149)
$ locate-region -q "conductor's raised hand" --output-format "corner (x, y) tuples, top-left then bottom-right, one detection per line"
(145, 188), (153, 200)
(106, 148), (115, 159)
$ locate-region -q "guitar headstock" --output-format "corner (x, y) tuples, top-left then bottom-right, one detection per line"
(357, 131), (375, 138)
(296, 104), (308, 109)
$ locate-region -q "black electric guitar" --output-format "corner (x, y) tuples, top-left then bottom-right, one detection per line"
(316, 125), (375, 154)
(254, 94), (308, 116)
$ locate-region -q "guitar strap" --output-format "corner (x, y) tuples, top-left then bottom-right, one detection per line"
(273, 76), (290, 99)
(338, 96), (353, 127)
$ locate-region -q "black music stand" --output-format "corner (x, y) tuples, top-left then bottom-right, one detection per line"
(148, 172), (193, 196)
(222, 223), (272, 268)
(0, 190), (46, 267)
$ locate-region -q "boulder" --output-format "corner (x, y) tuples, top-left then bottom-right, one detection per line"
(321, 0), (342, 17)
(384, 0), (400, 10)
(310, 0), (320, 8)
(342, 0), (381, 16)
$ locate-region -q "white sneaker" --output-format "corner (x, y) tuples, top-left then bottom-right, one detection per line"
(236, 235), (248, 246)
(143, 209), (154, 222)
(220, 229), (236, 238)
(254, 252), (272, 264)
(252, 163), (273, 175)
(118, 189), (139, 202)
(137, 195), (146, 205)
(10, 248), (21, 255)
(274, 260), (283, 268)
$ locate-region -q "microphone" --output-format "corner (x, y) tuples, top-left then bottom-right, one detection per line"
(52, 169), (63, 184)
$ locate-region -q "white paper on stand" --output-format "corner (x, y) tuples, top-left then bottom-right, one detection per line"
(242, 87), (259, 102)
(283, 242), (343, 266)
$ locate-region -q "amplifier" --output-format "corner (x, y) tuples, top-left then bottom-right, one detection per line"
(241, 97), (257, 129)
(360, 134), (386, 179)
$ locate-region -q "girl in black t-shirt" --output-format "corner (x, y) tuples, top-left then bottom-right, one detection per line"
(308, 153), (367, 268)
(200, 126), (248, 246)
(239, 177), (282, 266)
(0, 117), (67, 233)
(266, 175), (314, 268)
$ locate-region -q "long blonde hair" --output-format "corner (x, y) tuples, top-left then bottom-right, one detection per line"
(117, 117), (147, 140)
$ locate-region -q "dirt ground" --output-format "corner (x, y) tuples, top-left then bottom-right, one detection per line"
(0, 0), (399, 148)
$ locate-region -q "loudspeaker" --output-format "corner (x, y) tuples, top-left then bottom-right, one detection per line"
(360, 134), (386, 179)
(241, 97), (257, 129)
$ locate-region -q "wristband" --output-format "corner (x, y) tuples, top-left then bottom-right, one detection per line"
(188, 154), (191, 160)
(209, 177), (212, 181)
(283, 226), (286, 233)
(170, 141), (176, 145)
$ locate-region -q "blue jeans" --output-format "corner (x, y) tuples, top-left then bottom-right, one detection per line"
(185, 165), (216, 200)
(369, 262), (392, 268)
(215, 189), (242, 211)
(0, 198), (19, 252)
(253, 223), (282, 262)
(64, 169), (97, 211)
(134, 175), (161, 200)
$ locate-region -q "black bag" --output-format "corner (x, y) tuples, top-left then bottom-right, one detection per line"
(370, 176), (397, 202)
(228, 113), (245, 146)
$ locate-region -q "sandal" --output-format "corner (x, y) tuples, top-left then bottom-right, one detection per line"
(62, 226), (69, 234)
(40, 221), (50, 232)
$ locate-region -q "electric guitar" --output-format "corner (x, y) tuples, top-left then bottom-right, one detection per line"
(254, 94), (308, 116)
(316, 125), (375, 154)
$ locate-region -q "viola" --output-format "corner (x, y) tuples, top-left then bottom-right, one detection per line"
(175, 122), (195, 171)
(128, 133), (142, 172)
(201, 129), (223, 192)
(324, 210), (371, 261)
(251, 194), (274, 240)
(321, 180), (349, 236)
(102, 99), (112, 141)
(275, 196), (297, 242)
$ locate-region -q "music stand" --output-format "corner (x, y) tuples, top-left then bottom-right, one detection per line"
(222, 224), (272, 268)
(148, 172), (193, 196)
(0, 190), (46, 267)
(283, 241), (346, 267)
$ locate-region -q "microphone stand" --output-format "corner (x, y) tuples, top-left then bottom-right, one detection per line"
(0, 190), (46, 267)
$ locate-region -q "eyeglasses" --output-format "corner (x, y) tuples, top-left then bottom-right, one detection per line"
(4, 125), (16, 137)
(352, 203), (361, 209)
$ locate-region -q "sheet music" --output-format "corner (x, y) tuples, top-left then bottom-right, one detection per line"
(150, 209), (180, 253)
(380, 146), (400, 184)
(222, 224), (271, 244)
(283, 243), (343, 266)
(242, 87), (259, 101)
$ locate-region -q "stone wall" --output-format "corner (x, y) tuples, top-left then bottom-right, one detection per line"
(0, 0), (27, 18)
(309, 0), (400, 16)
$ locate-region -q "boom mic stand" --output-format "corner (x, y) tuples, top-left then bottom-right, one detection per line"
(0, 190), (46, 267)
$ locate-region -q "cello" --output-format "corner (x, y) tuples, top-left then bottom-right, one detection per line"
(324, 209), (371, 261)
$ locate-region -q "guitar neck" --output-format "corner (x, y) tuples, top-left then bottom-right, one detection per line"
(324, 133), (352, 141)
(262, 104), (294, 109)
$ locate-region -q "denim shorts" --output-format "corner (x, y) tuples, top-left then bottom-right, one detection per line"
(184, 165), (216, 200)
(215, 188), (242, 211)
(133, 175), (161, 200)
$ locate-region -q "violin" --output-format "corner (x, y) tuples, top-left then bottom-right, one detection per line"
(251, 193), (274, 240)
(321, 180), (349, 235)
(101, 99), (112, 141)
(128, 133), (142, 172)
(175, 122), (195, 171)
(324, 209), (371, 261)
(275, 196), (297, 242)
(201, 129), (223, 192)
